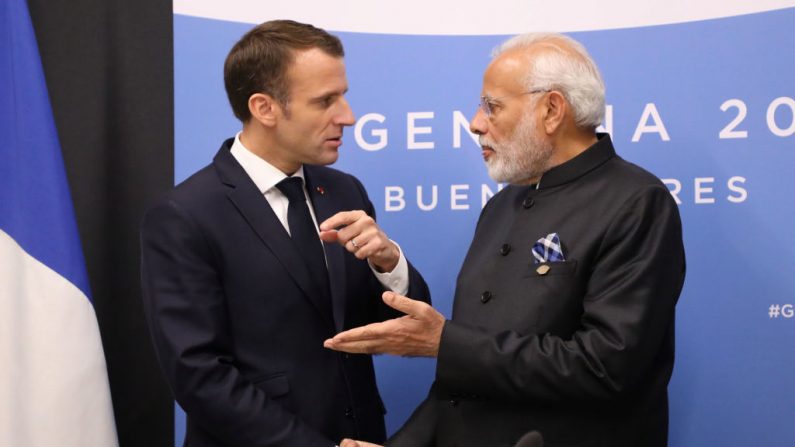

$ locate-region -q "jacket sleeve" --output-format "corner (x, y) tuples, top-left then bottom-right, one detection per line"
(435, 185), (685, 403)
(140, 199), (333, 447)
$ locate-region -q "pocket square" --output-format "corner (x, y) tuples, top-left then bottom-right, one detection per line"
(532, 233), (565, 264)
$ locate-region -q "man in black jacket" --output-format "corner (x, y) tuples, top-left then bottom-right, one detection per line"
(327, 32), (685, 447)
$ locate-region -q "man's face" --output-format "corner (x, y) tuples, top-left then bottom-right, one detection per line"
(272, 48), (355, 173)
(469, 49), (554, 185)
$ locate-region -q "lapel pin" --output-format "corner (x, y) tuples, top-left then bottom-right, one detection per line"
(316, 186), (325, 195)
(536, 264), (550, 275)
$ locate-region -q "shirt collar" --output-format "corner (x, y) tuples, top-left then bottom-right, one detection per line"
(536, 133), (616, 190)
(229, 132), (305, 194)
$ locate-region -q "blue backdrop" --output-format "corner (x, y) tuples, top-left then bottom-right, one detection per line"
(174, 7), (795, 446)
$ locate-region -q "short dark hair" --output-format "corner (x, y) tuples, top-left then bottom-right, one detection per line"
(223, 20), (345, 122)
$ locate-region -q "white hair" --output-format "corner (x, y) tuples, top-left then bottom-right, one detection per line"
(492, 32), (606, 129)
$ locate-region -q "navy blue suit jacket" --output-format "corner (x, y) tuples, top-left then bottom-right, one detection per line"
(141, 139), (430, 446)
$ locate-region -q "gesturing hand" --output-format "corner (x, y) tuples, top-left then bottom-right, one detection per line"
(319, 210), (400, 273)
(324, 291), (445, 357)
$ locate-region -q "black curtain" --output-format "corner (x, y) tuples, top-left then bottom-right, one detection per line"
(28, 0), (174, 445)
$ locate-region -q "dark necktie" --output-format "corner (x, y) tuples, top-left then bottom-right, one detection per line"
(275, 177), (331, 312)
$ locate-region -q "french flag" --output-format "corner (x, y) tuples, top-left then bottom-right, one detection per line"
(0, 0), (118, 445)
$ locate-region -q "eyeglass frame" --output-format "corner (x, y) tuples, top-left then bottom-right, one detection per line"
(479, 88), (551, 117)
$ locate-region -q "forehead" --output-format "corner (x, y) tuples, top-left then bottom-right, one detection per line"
(482, 48), (530, 95)
(286, 48), (348, 96)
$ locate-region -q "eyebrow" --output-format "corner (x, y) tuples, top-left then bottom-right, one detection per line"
(309, 88), (349, 103)
(483, 95), (502, 106)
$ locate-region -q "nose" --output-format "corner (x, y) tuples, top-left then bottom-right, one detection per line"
(335, 97), (356, 126)
(470, 107), (487, 135)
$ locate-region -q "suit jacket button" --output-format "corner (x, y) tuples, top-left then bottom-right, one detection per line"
(523, 197), (535, 209)
(449, 399), (459, 407)
(344, 407), (355, 418)
(500, 244), (511, 255)
(480, 291), (492, 303)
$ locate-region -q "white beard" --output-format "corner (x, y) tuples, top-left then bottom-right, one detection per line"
(482, 111), (554, 185)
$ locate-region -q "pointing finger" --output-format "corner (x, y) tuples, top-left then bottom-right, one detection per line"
(330, 321), (390, 344)
(318, 229), (339, 243)
(319, 210), (364, 232)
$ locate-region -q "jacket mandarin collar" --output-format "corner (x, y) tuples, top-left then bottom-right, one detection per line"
(536, 133), (616, 190)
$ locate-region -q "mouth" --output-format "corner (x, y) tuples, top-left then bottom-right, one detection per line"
(481, 145), (495, 160)
(325, 135), (343, 147)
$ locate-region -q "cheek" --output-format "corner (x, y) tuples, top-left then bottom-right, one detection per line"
(489, 125), (509, 145)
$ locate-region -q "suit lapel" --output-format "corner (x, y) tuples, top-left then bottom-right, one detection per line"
(305, 166), (347, 333)
(213, 142), (335, 330)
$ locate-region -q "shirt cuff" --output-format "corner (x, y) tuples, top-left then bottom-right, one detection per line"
(369, 240), (409, 295)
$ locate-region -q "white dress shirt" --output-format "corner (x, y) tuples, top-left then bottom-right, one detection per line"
(230, 133), (409, 294)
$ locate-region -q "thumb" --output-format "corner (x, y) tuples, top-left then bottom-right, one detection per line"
(382, 291), (428, 318)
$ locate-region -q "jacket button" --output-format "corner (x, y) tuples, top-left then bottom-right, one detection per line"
(523, 197), (535, 209)
(449, 399), (459, 407)
(480, 291), (492, 303)
(500, 244), (511, 255)
(344, 407), (354, 418)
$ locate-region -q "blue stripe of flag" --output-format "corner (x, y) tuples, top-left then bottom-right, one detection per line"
(0, 0), (92, 299)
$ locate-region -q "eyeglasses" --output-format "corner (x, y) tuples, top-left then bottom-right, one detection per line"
(479, 89), (550, 117)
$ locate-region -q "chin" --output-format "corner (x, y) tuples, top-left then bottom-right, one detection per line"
(318, 153), (339, 166)
(485, 163), (505, 183)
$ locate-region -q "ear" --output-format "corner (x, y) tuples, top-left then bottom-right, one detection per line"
(248, 93), (280, 127)
(541, 91), (567, 135)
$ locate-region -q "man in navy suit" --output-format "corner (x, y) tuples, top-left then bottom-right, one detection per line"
(140, 20), (429, 447)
